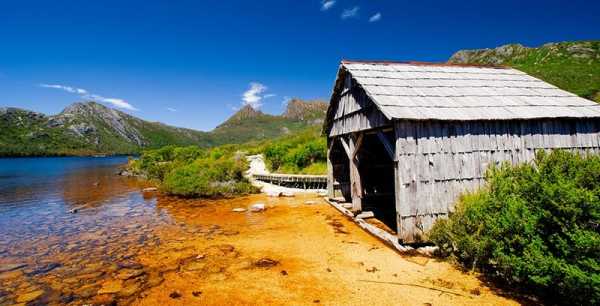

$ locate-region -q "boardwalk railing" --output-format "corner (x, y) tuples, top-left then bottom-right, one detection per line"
(252, 173), (327, 190)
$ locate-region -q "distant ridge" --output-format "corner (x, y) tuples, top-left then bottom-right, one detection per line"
(0, 99), (328, 156)
(211, 99), (328, 144)
(449, 40), (600, 102)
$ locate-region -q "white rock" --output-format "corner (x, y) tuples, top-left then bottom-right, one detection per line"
(281, 191), (295, 197)
(142, 187), (158, 192)
(232, 208), (246, 212)
(266, 191), (282, 197)
(250, 203), (266, 212)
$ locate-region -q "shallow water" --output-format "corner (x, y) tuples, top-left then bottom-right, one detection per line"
(0, 157), (161, 304)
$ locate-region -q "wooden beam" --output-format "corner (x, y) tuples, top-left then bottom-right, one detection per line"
(339, 137), (352, 159)
(348, 134), (363, 212)
(326, 139), (335, 198)
(377, 131), (395, 160)
(352, 133), (364, 158)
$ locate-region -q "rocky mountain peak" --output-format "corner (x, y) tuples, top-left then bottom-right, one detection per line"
(219, 105), (265, 127)
(449, 43), (529, 65)
(283, 98), (328, 121)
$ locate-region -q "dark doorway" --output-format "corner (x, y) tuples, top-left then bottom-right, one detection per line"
(356, 132), (397, 232)
(329, 138), (351, 201)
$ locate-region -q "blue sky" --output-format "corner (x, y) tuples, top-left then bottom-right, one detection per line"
(0, 0), (598, 131)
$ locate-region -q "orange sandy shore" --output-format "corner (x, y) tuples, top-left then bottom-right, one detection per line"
(131, 193), (520, 306)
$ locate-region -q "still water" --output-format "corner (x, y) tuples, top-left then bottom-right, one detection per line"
(0, 157), (174, 305)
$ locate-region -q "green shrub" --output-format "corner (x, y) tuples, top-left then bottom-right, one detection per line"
(429, 150), (600, 304)
(263, 127), (327, 174)
(161, 163), (210, 197)
(135, 144), (257, 198)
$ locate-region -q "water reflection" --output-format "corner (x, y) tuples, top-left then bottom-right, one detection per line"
(0, 157), (177, 305)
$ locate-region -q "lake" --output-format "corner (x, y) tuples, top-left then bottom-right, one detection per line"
(0, 157), (173, 304)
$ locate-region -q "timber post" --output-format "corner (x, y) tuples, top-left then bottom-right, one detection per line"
(326, 139), (335, 198)
(349, 133), (363, 212)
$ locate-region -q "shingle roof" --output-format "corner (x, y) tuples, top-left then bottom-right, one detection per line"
(340, 61), (600, 121)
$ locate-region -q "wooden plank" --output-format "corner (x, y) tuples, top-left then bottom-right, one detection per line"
(327, 139), (335, 198)
(353, 133), (364, 158)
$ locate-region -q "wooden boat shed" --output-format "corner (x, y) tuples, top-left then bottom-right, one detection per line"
(324, 60), (600, 243)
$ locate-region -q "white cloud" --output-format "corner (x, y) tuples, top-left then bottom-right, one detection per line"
(369, 12), (382, 22)
(263, 94), (277, 99)
(39, 83), (137, 111)
(281, 96), (291, 107)
(166, 107), (177, 112)
(102, 98), (137, 111)
(242, 82), (268, 109)
(341, 6), (359, 19)
(321, 0), (335, 11)
(40, 84), (88, 95)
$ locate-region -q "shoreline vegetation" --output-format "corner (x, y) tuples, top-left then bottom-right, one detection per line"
(128, 126), (327, 198)
(429, 150), (600, 304)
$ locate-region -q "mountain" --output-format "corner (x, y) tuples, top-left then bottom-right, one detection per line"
(0, 102), (212, 156)
(448, 40), (600, 102)
(0, 99), (328, 156)
(283, 98), (328, 123)
(211, 99), (328, 145)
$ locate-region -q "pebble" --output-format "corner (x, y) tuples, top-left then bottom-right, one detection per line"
(16, 289), (44, 303)
(116, 268), (145, 280)
(27, 262), (61, 276)
(266, 191), (282, 197)
(97, 279), (123, 294)
(142, 187), (158, 192)
(254, 258), (279, 268)
(118, 281), (142, 297)
(0, 263), (27, 273)
(232, 208), (246, 212)
(250, 203), (265, 212)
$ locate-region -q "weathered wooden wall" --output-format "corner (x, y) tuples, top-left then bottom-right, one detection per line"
(394, 118), (600, 243)
(328, 75), (390, 137)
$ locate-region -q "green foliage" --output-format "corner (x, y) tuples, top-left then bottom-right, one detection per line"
(133, 144), (257, 198)
(262, 127), (327, 174)
(429, 150), (600, 304)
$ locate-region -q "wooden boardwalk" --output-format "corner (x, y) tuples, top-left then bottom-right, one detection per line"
(252, 173), (327, 189)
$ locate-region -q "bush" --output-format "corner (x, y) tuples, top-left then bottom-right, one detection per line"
(263, 128), (327, 174)
(132, 145), (257, 198)
(429, 150), (600, 304)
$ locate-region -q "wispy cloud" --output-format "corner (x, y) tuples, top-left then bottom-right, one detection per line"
(369, 12), (382, 22)
(242, 82), (268, 109)
(281, 96), (291, 107)
(263, 93), (277, 99)
(39, 83), (137, 111)
(321, 0), (336, 11)
(166, 107), (177, 112)
(40, 84), (88, 95)
(341, 6), (359, 19)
